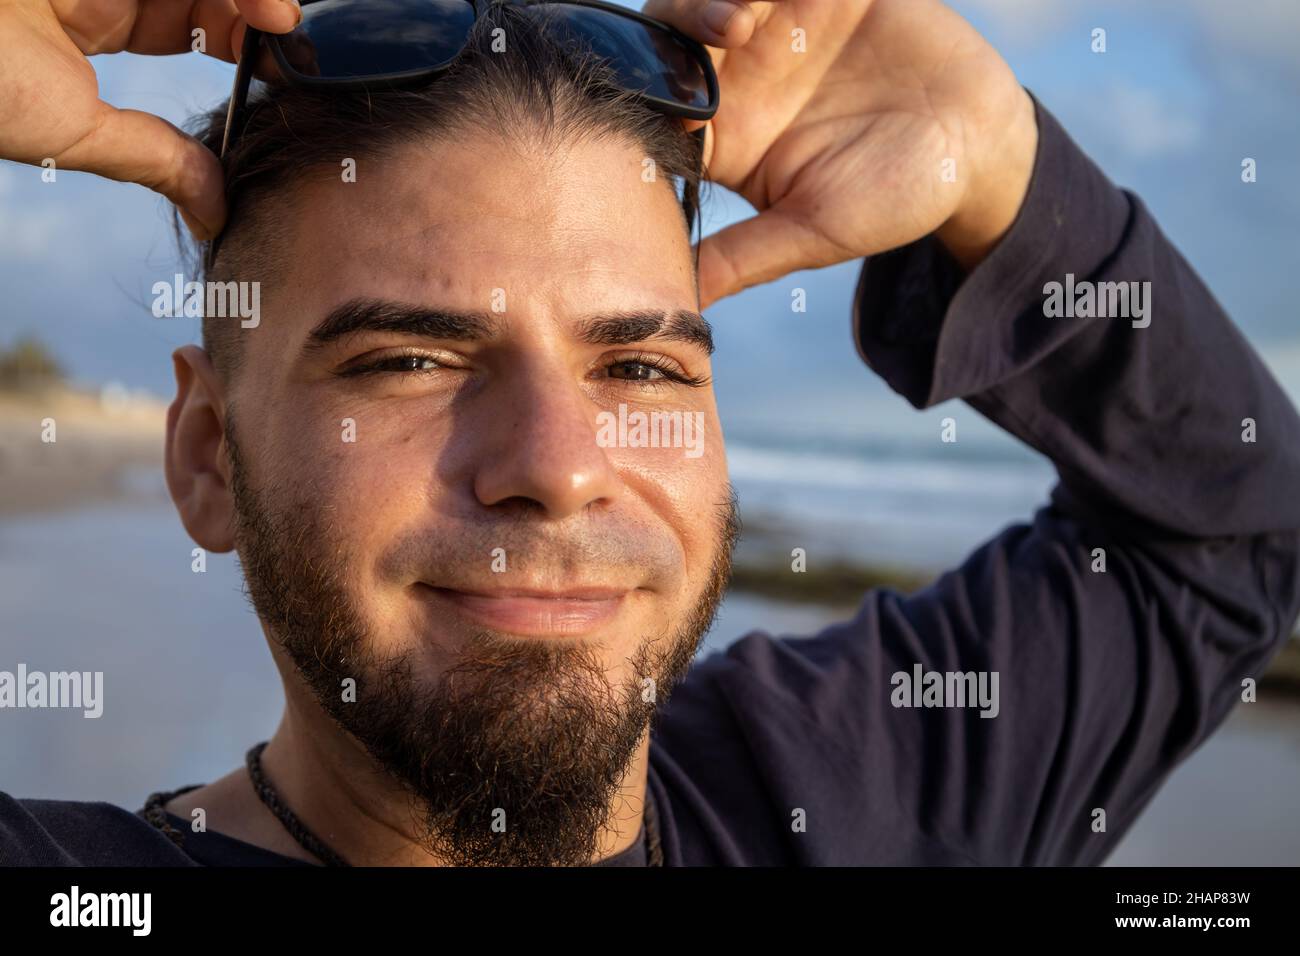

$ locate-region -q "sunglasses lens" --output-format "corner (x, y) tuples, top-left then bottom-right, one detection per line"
(531, 5), (713, 110)
(282, 0), (477, 79)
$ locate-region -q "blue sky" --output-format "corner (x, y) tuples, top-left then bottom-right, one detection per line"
(1, 0), (1297, 453)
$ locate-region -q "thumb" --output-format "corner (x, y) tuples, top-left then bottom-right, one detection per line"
(696, 208), (827, 310)
(54, 102), (225, 240)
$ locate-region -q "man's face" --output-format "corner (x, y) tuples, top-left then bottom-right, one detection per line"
(214, 127), (735, 864)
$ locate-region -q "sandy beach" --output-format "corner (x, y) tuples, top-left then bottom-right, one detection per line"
(0, 386), (168, 517)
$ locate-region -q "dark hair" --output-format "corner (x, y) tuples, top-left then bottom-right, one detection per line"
(181, 3), (707, 381)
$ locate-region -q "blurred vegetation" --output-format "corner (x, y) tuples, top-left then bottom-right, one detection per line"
(0, 336), (64, 392)
(729, 558), (934, 606)
(1262, 637), (1300, 694)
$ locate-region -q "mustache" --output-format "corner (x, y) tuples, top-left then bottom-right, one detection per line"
(377, 510), (716, 589)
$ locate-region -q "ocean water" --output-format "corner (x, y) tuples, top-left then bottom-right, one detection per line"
(725, 432), (1057, 569)
(1, 449), (1297, 865)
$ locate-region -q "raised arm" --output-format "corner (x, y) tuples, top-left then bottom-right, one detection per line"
(645, 0), (1300, 864)
(657, 90), (1300, 865)
(859, 89), (1300, 862)
(0, 0), (298, 238)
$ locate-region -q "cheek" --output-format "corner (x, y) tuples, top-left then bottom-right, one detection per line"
(610, 431), (730, 579)
(264, 408), (442, 574)
(274, 390), (456, 495)
(291, 439), (432, 647)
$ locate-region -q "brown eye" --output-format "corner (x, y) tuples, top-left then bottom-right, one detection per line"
(387, 355), (439, 372)
(342, 353), (441, 376)
(608, 360), (665, 381)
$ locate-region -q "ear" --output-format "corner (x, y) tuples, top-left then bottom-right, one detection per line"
(165, 345), (236, 553)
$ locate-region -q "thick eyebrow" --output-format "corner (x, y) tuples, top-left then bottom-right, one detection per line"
(304, 300), (714, 356)
(577, 310), (715, 356)
(305, 299), (501, 351)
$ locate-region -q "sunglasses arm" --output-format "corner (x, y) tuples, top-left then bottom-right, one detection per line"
(204, 27), (262, 274)
(221, 27), (263, 160)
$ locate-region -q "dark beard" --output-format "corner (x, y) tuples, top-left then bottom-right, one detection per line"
(226, 416), (737, 866)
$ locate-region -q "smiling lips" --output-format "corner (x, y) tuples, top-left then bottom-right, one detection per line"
(417, 584), (630, 637)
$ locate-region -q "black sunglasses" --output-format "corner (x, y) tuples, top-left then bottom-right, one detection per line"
(206, 0), (718, 270)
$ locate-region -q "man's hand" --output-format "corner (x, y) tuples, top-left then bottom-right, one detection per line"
(645, 0), (1040, 308)
(0, 0), (301, 240)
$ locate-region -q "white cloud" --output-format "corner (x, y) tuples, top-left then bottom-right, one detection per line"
(961, 0), (1300, 61)
(954, 0), (1074, 40)
(1185, 0), (1300, 59)
(0, 164), (68, 260)
(1094, 84), (1203, 159)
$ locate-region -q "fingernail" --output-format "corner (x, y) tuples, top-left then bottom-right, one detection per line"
(702, 0), (741, 35)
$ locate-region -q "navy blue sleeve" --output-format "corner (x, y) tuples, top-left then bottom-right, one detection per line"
(702, 91), (1300, 865)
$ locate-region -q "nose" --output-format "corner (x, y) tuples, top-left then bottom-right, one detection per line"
(472, 366), (622, 520)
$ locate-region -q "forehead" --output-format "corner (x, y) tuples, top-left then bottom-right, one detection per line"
(266, 129), (698, 337)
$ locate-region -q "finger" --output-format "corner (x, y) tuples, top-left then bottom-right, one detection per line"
(642, 0), (764, 48)
(123, 0), (301, 60)
(696, 209), (827, 309)
(232, 0), (303, 33)
(228, 18), (292, 82)
(55, 103), (226, 240)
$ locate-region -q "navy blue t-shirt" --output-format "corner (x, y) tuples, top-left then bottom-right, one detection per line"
(4, 92), (1298, 866)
